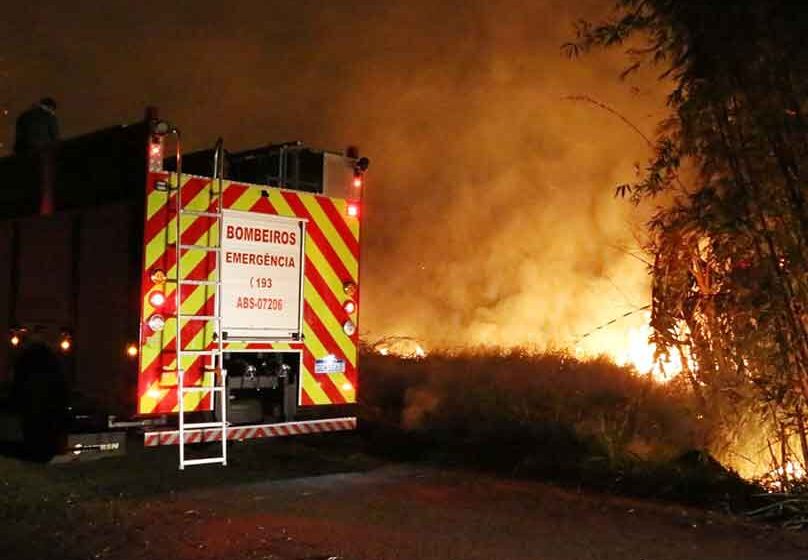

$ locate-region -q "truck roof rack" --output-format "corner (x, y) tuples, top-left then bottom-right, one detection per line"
(172, 143), (330, 194)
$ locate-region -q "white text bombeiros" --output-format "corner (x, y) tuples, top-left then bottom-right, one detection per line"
(226, 225), (297, 245)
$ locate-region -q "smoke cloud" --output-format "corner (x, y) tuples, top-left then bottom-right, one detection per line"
(5, 0), (669, 354)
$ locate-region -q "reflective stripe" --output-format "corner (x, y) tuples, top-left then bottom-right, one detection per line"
(143, 418), (358, 446)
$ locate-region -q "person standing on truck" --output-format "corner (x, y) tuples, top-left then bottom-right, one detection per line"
(14, 97), (60, 153)
(14, 97), (60, 215)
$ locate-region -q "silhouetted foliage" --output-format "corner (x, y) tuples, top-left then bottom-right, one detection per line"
(568, 1), (808, 483)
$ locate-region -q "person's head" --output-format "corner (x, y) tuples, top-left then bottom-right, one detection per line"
(39, 97), (57, 113)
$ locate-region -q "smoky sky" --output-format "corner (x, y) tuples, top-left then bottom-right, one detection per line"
(4, 0), (669, 351)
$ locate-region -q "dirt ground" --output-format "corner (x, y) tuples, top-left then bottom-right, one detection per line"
(1, 434), (807, 560)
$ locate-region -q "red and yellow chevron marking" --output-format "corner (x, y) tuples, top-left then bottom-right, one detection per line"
(144, 417), (357, 447)
(137, 173), (359, 414)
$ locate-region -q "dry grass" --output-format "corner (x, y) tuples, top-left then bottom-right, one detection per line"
(358, 347), (758, 509)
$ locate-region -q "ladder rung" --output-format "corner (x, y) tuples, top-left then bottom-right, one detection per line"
(179, 279), (220, 286)
(179, 210), (222, 218)
(183, 421), (228, 429)
(178, 315), (220, 320)
(179, 244), (220, 252)
(180, 386), (224, 393)
(164, 278), (220, 285)
(182, 457), (226, 467)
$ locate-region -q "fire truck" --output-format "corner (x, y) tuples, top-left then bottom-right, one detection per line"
(0, 109), (366, 468)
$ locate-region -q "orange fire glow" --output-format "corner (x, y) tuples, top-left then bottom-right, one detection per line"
(764, 460), (807, 491)
(374, 337), (427, 359)
(576, 312), (686, 382)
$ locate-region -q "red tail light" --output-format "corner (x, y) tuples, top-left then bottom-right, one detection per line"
(149, 291), (166, 307)
(347, 203), (360, 218)
(148, 137), (164, 172)
(352, 157), (369, 191)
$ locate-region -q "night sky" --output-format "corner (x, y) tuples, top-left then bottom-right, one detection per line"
(4, 1), (668, 351)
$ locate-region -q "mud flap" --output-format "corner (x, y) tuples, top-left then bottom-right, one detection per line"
(50, 431), (127, 463)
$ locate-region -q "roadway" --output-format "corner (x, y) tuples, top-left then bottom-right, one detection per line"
(2, 438), (807, 560)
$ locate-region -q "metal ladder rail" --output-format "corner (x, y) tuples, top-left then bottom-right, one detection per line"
(176, 140), (228, 469)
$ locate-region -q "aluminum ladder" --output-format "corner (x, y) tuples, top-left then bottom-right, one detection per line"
(174, 139), (228, 469)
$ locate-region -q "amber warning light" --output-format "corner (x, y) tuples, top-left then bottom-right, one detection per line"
(150, 269), (167, 285)
(343, 281), (357, 297)
(59, 335), (72, 353)
(9, 328), (26, 348)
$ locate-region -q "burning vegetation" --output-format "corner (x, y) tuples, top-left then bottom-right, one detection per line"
(365, 0), (808, 502)
(564, 0), (808, 496)
(358, 346), (758, 509)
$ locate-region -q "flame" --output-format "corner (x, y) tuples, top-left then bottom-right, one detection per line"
(576, 312), (686, 382)
(378, 314), (688, 380)
(374, 337), (427, 359)
(615, 320), (685, 382)
(763, 460), (807, 491)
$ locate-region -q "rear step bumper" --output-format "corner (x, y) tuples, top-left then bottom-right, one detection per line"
(51, 431), (127, 463)
(144, 417), (356, 447)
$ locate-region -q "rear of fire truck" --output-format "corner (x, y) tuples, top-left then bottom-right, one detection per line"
(0, 110), (366, 466)
(138, 125), (366, 468)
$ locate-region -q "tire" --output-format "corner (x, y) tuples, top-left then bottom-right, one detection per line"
(14, 345), (68, 461)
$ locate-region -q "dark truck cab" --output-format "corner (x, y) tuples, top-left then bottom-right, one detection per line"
(0, 120), (150, 458)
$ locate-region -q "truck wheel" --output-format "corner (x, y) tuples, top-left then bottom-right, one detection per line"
(14, 345), (68, 461)
(22, 405), (67, 461)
